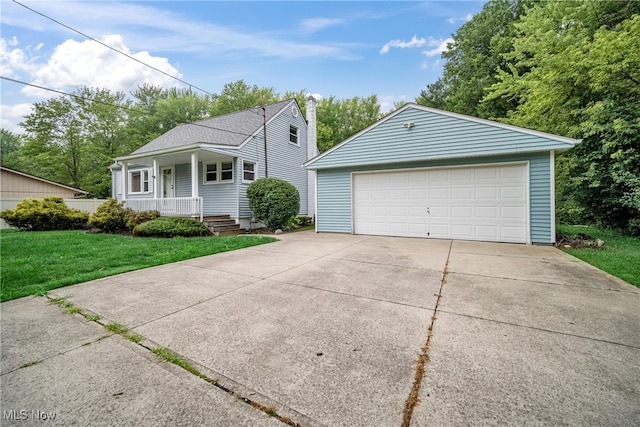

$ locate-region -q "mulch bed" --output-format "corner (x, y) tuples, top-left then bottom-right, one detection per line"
(555, 232), (604, 249)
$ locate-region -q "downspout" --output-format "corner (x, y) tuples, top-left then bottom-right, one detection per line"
(262, 106), (268, 178)
(305, 95), (318, 219)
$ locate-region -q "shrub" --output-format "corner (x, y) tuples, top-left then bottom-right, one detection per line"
(133, 217), (209, 237)
(0, 197), (88, 231)
(125, 209), (160, 230)
(247, 178), (300, 230)
(88, 198), (128, 233)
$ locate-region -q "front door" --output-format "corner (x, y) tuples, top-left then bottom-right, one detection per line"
(161, 167), (175, 198)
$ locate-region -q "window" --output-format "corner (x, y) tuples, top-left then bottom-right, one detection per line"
(204, 161), (234, 184)
(289, 125), (299, 145)
(243, 160), (256, 183)
(221, 161), (233, 181)
(130, 169), (151, 193)
(205, 162), (217, 182)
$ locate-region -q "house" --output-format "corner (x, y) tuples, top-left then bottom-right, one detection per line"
(0, 166), (88, 199)
(304, 103), (580, 244)
(110, 97), (318, 231)
(0, 166), (90, 229)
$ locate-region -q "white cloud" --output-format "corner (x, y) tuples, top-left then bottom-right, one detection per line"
(380, 35), (426, 54)
(447, 13), (474, 24)
(422, 38), (453, 57)
(1, 103), (33, 133)
(0, 38), (36, 77)
(380, 35), (452, 58)
(300, 17), (344, 33)
(16, 35), (181, 98)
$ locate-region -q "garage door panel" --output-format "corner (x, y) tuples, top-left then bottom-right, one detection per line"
(476, 206), (498, 218)
(452, 206), (473, 218)
(452, 187), (473, 199)
(353, 164), (527, 243)
(429, 188), (450, 199)
(501, 186), (525, 199)
(501, 206), (526, 219)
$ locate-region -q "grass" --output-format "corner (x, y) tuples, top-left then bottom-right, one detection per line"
(557, 224), (640, 287)
(0, 229), (277, 301)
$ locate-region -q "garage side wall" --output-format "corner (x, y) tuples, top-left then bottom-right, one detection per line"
(316, 152), (554, 243)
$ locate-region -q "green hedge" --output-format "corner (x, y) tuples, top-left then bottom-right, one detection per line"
(133, 217), (210, 237)
(0, 197), (88, 231)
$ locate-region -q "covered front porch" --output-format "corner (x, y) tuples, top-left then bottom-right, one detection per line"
(113, 145), (238, 222)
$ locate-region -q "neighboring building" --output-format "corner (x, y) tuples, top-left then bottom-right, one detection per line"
(111, 97), (318, 230)
(305, 103), (580, 244)
(0, 166), (88, 199)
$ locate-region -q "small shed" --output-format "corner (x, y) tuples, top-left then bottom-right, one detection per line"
(304, 104), (579, 244)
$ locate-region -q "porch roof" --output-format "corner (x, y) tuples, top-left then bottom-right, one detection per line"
(115, 145), (237, 168)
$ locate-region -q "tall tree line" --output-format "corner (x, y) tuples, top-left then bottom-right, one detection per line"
(419, 0), (640, 234)
(1, 80), (380, 198)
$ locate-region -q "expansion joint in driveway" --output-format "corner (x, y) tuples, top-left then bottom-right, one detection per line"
(401, 240), (452, 427)
(43, 295), (307, 427)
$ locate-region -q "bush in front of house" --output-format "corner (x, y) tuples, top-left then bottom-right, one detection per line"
(132, 217), (210, 237)
(0, 197), (89, 231)
(89, 198), (160, 233)
(88, 198), (128, 233)
(125, 209), (160, 230)
(246, 178), (300, 231)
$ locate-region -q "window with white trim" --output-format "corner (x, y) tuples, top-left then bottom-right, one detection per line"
(204, 161), (234, 184)
(243, 160), (256, 183)
(129, 169), (151, 193)
(289, 125), (299, 145)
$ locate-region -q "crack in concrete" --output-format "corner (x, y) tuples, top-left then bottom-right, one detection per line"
(437, 310), (640, 350)
(401, 240), (453, 427)
(37, 294), (310, 426)
(447, 270), (639, 293)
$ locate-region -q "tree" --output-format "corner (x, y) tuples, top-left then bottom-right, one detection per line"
(316, 95), (381, 152)
(210, 80), (278, 116)
(416, 0), (534, 118)
(0, 129), (25, 170)
(20, 87), (133, 196)
(483, 0), (640, 233)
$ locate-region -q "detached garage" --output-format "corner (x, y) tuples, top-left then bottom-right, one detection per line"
(305, 104), (579, 244)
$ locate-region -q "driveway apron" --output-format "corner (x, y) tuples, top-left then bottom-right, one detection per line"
(1, 231), (638, 426)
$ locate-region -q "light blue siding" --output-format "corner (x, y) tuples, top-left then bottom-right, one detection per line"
(309, 106), (574, 170)
(174, 162), (238, 217)
(316, 153), (554, 243)
(236, 101), (309, 217)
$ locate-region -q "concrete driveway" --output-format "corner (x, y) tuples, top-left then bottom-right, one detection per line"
(2, 231), (639, 426)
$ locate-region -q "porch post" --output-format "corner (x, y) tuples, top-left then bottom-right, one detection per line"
(121, 162), (128, 201)
(153, 158), (159, 198)
(191, 152), (199, 197)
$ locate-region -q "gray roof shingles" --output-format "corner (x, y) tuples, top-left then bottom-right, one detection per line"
(132, 99), (294, 155)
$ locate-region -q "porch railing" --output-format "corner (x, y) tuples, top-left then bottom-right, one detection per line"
(124, 197), (203, 222)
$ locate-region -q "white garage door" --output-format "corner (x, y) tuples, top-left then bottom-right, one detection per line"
(353, 164), (528, 243)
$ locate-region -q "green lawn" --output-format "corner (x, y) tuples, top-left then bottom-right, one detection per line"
(557, 224), (640, 287)
(0, 229), (277, 301)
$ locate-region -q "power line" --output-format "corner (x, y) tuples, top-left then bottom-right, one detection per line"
(1, 76), (254, 138)
(11, 0), (215, 97)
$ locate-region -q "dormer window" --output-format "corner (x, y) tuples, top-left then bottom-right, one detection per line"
(289, 125), (299, 145)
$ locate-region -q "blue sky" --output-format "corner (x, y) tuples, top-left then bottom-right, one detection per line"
(1, 1), (485, 132)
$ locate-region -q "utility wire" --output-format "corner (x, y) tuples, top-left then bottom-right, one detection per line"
(1, 76), (254, 137)
(11, 0), (215, 97)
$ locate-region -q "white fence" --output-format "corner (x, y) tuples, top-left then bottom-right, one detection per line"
(124, 197), (203, 222)
(0, 198), (108, 229)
